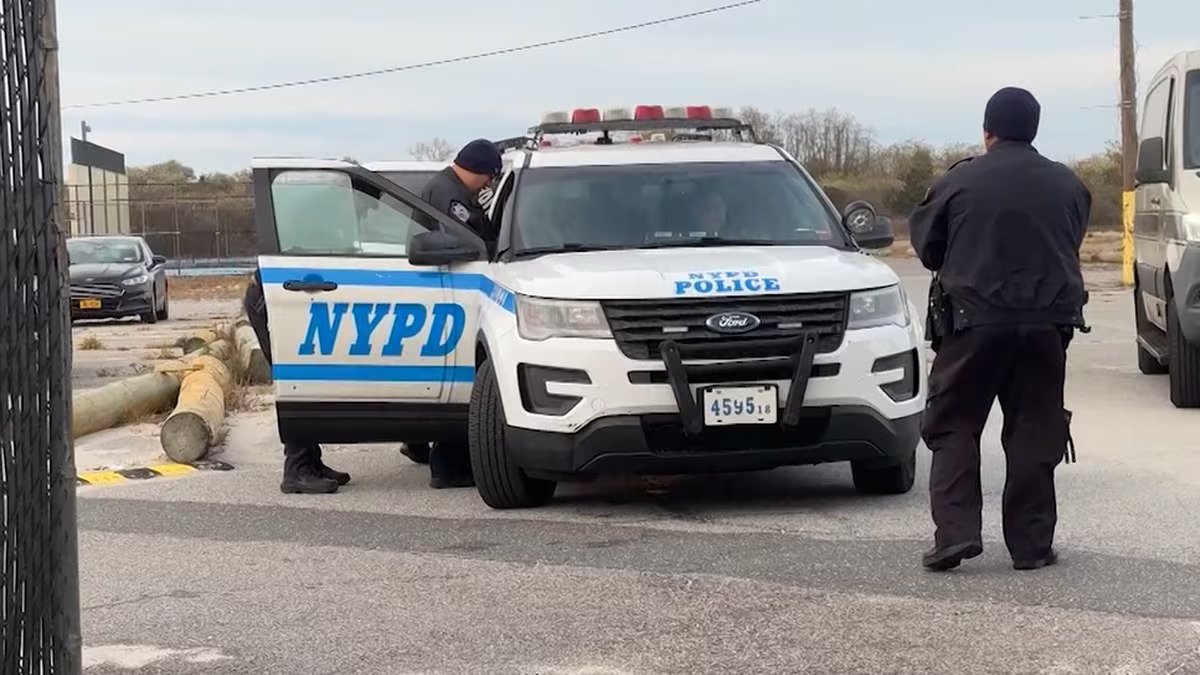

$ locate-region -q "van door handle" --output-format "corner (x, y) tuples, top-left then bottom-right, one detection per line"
(1149, 197), (1162, 206)
(283, 280), (338, 293)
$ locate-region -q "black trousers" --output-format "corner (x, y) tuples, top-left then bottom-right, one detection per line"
(244, 276), (321, 478)
(922, 324), (1069, 560)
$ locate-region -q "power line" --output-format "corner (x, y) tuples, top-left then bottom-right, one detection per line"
(67, 0), (764, 110)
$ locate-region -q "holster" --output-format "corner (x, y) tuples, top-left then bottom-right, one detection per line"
(925, 274), (953, 353)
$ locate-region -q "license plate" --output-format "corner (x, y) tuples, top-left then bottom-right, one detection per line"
(701, 385), (778, 426)
(79, 299), (101, 310)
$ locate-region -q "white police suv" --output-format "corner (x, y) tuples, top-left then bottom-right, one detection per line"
(252, 106), (926, 509)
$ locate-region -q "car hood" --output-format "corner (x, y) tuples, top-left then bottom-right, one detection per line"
(69, 262), (142, 282)
(492, 246), (898, 300)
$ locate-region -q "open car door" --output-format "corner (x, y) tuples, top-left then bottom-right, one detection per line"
(252, 158), (487, 445)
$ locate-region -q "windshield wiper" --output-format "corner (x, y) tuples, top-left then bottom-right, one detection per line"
(512, 243), (617, 258)
(636, 237), (784, 249)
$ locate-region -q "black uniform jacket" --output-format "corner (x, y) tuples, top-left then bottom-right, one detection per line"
(909, 141), (1092, 329)
(419, 167), (497, 242)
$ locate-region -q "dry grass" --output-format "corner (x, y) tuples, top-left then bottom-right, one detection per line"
(79, 335), (105, 351)
(886, 231), (1124, 265)
(222, 353), (252, 413)
(168, 274), (250, 301)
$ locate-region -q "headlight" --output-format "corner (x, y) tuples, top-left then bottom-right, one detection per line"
(1184, 214), (1200, 242)
(516, 295), (612, 341)
(848, 285), (909, 330)
(121, 274), (150, 286)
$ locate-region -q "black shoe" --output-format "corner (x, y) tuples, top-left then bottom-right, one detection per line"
(400, 442), (431, 465)
(280, 470), (339, 495)
(922, 540), (984, 571)
(429, 473), (476, 490)
(1013, 549), (1058, 571)
(318, 464), (351, 486)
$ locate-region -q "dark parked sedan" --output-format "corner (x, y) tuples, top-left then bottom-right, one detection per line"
(67, 236), (170, 323)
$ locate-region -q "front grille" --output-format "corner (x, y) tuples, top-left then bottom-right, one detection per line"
(70, 283), (124, 299)
(603, 292), (848, 360)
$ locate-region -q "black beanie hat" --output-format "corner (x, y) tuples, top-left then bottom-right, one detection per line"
(984, 87), (1041, 142)
(454, 139), (502, 176)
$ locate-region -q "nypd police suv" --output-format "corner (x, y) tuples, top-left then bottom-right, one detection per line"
(252, 106), (926, 509)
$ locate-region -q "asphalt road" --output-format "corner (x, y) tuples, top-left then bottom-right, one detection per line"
(75, 259), (1200, 674)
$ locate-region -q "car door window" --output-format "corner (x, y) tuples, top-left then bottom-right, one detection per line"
(270, 170), (431, 257)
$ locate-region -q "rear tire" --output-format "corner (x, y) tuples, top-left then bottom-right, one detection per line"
(469, 358), (556, 509)
(1135, 284), (1167, 375)
(851, 446), (916, 495)
(1167, 297), (1200, 408)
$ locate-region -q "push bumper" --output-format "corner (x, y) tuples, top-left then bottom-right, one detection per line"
(507, 405), (921, 477)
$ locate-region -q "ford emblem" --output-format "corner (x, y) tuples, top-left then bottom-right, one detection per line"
(705, 311), (761, 334)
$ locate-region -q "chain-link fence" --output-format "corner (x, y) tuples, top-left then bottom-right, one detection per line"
(1, 0), (82, 672)
(65, 182), (257, 271)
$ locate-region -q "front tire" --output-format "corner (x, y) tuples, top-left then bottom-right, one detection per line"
(155, 285), (170, 321)
(140, 290), (158, 324)
(468, 358), (556, 509)
(1167, 297), (1200, 408)
(851, 446), (917, 495)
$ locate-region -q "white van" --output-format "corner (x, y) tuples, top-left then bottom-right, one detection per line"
(1133, 50), (1200, 408)
(252, 107), (926, 508)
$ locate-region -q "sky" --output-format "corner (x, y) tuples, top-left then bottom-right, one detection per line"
(58, 0), (1200, 173)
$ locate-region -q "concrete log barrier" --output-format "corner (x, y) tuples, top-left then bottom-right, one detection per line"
(159, 354), (232, 463)
(72, 372), (182, 440)
(234, 321), (271, 384)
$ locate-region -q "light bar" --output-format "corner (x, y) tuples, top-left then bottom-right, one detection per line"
(571, 108), (601, 124)
(633, 105), (664, 121)
(686, 105), (713, 119)
(603, 107), (631, 121)
(665, 106), (687, 119)
(541, 110), (568, 124)
(713, 107), (733, 119)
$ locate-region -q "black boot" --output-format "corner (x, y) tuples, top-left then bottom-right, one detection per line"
(311, 443), (351, 486)
(280, 466), (339, 494)
(429, 443), (475, 490)
(281, 441), (338, 494)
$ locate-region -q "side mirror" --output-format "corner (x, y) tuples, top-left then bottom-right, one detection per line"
(408, 230), (480, 267)
(151, 254), (168, 267)
(1135, 137), (1170, 185)
(842, 200), (894, 250)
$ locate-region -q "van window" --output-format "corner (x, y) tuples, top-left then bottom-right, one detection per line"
(1185, 70), (1200, 170)
(1141, 78), (1173, 150)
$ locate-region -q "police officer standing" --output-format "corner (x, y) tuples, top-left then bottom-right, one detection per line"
(909, 87), (1091, 572)
(243, 269), (350, 494)
(418, 139), (503, 489)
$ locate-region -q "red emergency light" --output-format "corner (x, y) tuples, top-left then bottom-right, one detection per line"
(633, 105), (664, 121)
(628, 135), (643, 144)
(571, 108), (601, 124)
(686, 105), (713, 120)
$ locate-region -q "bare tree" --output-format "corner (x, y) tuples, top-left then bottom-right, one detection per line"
(408, 138), (455, 162)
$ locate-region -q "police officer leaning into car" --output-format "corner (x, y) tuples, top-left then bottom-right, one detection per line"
(909, 87), (1091, 572)
(414, 138), (503, 489)
(243, 269), (351, 494)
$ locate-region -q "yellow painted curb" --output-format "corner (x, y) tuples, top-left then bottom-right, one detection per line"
(76, 459), (233, 487)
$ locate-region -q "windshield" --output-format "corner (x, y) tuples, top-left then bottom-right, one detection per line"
(1186, 70), (1199, 170)
(511, 161), (844, 255)
(67, 239), (143, 265)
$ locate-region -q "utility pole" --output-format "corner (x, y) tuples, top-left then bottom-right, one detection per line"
(1119, 0), (1137, 286)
